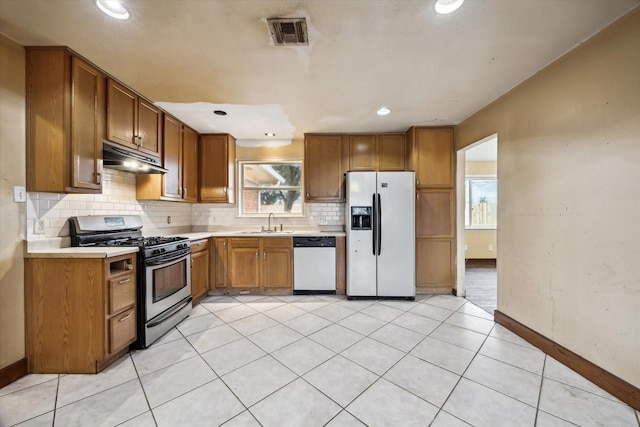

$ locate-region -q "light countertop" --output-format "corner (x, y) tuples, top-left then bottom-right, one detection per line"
(175, 230), (346, 240)
(25, 246), (139, 259)
(25, 229), (345, 257)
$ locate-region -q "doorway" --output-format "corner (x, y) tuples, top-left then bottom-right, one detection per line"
(456, 134), (498, 314)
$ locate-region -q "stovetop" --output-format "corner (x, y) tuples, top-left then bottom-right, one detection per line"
(69, 215), (190, 250)
(91, 236), (187, 248)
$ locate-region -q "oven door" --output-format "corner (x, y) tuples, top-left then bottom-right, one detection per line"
(145, 249), (192, 321)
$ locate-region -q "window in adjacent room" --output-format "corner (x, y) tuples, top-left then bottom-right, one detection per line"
(238, 162), (303, 216)
(465, 177), (497, 228)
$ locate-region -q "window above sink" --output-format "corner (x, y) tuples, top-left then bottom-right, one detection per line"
(238, 161), (304, 218)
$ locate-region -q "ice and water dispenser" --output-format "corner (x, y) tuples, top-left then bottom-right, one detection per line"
(350, 206), (372, 230)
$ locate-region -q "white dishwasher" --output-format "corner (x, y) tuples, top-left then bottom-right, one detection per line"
(293, 236), (336, 294)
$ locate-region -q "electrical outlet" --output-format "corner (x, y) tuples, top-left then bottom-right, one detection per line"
(318, 216), (327, 225)
(488, 244), (493, 252)
(35, 219), (46, 234)
(14, 186), (26, 203)
(167, 216), (172, 224)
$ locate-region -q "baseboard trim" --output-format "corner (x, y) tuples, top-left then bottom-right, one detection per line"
(0, 358), (28, 389)
(494, 311), (639, 411)
(465, 258), (496, 267)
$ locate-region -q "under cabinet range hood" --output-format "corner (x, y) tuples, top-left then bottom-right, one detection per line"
(102, 143), (168, 174)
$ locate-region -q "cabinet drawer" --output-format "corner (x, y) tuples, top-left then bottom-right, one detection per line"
(229, 238), (260, 248)
(108, 274), (136, 315)
(263, 237), (292, 248)
(109, 308), (136, 353)
(191, 239), (210, 253)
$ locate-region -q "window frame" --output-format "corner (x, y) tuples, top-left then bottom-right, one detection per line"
(464, 175), (497, 230)
(237, 160), (305, 218)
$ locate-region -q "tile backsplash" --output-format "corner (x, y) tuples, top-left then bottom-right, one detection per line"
(27, 169), (345, 241)
(192, 202), (344, 229)
(26, 170), (191, 240)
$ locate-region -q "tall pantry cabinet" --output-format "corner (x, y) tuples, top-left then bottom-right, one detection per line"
(407, 127), (456, 293)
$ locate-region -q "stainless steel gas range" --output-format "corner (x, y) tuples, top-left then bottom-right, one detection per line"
(70, 215), (192, 348)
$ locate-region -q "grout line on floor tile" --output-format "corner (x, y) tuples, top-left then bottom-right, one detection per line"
(433, 321), (494, 424)
(129, 353), (157, 426)
(532, 356), (548, 426)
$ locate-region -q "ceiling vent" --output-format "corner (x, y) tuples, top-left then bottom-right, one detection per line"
(267, 17), (308, 46)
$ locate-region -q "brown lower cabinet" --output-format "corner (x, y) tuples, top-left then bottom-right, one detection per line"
(215, 237), (292, 291)
(25, 253), (137, 374)
(190, 239), (210, 304)
(213, 238), (228, 289)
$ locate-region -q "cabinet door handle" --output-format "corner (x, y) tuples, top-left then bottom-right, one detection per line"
(264, 252), (266, 260)
(196, 242), (203, 246)
(255, 251), (258, 259)
(96, 173), (101, 184)
(119, 312), (133, 322)
(118, 278), (131, 284)
(223, 241), (226, 248)
(183, 187), (187, 197)
(126, 264), (133, 270)
(306, 192), (310, 198)
(223, 188), (227, 195)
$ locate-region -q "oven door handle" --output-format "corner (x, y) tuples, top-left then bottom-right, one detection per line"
(147, 298), (192, 328)
(145, 249), (190, 266)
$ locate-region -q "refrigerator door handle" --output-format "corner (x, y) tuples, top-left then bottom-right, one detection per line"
(372, 193), (377, 256)
(377, 193), (382, 255)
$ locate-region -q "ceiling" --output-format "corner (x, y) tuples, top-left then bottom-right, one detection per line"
(1, 0), (637, 146)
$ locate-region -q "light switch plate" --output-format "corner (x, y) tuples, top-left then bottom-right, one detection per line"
(14, 186), (26, 203)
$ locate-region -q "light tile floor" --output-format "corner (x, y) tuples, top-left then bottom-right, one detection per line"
(1, 294), (638, 427)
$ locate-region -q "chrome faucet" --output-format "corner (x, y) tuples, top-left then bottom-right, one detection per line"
(265, 213), (275, 232)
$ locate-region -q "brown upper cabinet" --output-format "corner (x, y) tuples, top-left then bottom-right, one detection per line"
(182, 126), (199, 202)
(304, 134), (345, 202)
(106, 79), (162, 160)
(160, 114), (182, 200)
(199, 134), (236, 203)
(136, 115), (198, 202)
(348, 134), (406, 171)
(26, 47), (104, 193)
(407, 127), (454, 188)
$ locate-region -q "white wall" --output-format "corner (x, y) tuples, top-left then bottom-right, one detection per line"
(456, 9), (640, 388)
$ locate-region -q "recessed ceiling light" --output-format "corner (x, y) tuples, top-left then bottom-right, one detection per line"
(95, 0), (130, 20)
(265, 132), (276, 137)
(377, 107), (391, 116)
(435, 0), (464, 14)
(213, 110), (227, 116)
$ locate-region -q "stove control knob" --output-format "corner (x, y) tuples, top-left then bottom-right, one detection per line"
(162, 248), (166, 253)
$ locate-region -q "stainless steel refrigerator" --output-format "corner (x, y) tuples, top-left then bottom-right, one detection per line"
(345, 171), (416, 298)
